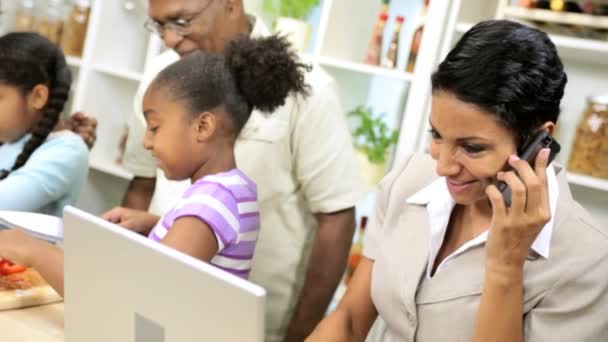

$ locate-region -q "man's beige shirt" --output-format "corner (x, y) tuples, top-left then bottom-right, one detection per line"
(123, 18), (368, 342)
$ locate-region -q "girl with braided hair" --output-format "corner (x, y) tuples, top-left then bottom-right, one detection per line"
(0, 32), (88, 216)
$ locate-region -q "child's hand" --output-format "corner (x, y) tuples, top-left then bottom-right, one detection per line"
(101, 207), (160, 235)
(0, 229), (43, 268)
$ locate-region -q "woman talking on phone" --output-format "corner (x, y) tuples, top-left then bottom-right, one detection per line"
(307, 20), (608, 342)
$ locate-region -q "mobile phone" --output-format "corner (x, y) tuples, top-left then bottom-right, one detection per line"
(497, 130), (561, 206)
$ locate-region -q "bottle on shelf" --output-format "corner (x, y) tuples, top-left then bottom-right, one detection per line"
(35, 0), (64, 45)
(567, 95), (608, 179)
(13, 0), (37, 32)
(406, 0), (429, 74)
(364, 12), (389, 66)
(536, 0), (552, 9)
(344, 216), (368, 286)
(116, 125), (129, 165)
(519, 0), (536, 8)
(550, 0), (583, 12)
(61, 0), (91, 57)
(381, 15), (405, 69)
(521, 0), (551, 9)
(582, 0), (608, 15)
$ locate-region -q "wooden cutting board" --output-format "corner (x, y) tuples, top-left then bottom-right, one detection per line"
(0, 269), (62, 311)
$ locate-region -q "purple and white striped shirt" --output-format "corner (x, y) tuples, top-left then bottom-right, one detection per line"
(148, 169), (259, 279)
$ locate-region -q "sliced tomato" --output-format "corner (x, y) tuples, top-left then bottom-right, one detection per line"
(0, 258), (26, 275)
(2, 264), (26, 275)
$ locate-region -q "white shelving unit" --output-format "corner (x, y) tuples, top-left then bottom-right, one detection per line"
(2, 0), (603, 220)
(66, 56), (83, 68)
(89, 156), (133, 180)
(567, 173), (608, 192)
(92, 64), (143, 82)
(428, 0), (608, 222)
(317, 56), (414, 82)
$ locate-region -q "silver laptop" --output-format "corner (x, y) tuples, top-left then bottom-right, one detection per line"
(62, 206), (266, 342)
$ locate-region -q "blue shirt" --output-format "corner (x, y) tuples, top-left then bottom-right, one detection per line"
(0, 130), (89, 217)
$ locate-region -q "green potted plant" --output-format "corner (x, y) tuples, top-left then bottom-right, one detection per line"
(263, 0), (320, 51)
(348, 106), (400, 185)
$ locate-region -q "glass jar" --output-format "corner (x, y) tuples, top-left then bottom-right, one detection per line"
(13, 0), (37, 32)
(35, 0), (65, 45)
(567, 95), (608, 179)
(61, 0), (91, 57)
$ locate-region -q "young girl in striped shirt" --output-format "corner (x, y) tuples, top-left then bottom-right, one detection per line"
(0, 35), (309, 295)
(110, 34), (309, 279)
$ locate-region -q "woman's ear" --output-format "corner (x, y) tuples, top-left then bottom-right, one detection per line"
(540, 121), (556, 135)
(195, 111), (217, 142)
(28, 84), (50, 111)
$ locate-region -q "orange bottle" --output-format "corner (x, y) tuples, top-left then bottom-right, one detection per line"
(364, 13), (389, 66)
(381, 16), (405, 69)
(406, 0), (429, 73)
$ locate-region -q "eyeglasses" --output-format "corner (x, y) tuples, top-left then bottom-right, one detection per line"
(144, 0), (214, 37)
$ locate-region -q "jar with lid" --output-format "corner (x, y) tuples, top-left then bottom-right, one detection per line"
(61, 0), (91, 57)
(13, 0), (37, 32)
(567, 95), (608, 179)
(35, 0), (65, 45)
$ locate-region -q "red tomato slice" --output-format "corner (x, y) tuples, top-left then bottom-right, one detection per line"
(0, 258), (26, 275)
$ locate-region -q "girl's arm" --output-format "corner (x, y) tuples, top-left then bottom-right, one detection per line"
(306, 257), (378, 342)
(0, 229), (65, 296)
(160, 216), (219, 262)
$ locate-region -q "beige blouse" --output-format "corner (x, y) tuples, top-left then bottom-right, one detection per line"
(363, 153), (608, 342)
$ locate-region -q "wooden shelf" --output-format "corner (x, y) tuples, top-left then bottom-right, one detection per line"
(502, 6), (608, 29)
(318, 56), (414, 82)
(92, 64), (142, 82)
(567, 172), (608, 192)
(89, 157), (133, 180)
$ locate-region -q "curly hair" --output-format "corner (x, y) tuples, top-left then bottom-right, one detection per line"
(0, 32), (72, 180)
(431, 20), (567, 149)
(151, 34), (310, 132)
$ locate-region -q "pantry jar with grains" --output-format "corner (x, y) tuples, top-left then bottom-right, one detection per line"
(13, 0), (37, 32)
(61, 0), (90, 57)
(35, 0), (64, 45)
(567, 94), (608, 179)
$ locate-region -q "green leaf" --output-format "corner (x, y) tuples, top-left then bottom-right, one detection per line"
(263, 0), (321, 19)
(347, 106), (400, 164)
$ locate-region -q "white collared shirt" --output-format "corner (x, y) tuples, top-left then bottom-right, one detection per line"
(406, 165), (559, 278)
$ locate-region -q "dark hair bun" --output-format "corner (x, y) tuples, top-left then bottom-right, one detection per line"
(225, 34), (310, 113)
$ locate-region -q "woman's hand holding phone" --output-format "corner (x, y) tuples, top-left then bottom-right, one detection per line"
(484, 148), (552, 276)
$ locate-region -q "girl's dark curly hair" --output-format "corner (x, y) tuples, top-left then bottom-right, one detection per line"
(0, 32), (72, 180)
(432, 20), (567, 149)
(151, 34), (310, 132)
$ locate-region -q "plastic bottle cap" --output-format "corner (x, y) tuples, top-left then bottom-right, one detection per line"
(396, 15), (405, 23)
(380, 13), (389, 21)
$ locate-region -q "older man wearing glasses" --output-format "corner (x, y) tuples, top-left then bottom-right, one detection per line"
(101, 1), (368, 341)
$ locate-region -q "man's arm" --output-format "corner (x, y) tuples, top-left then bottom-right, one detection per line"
(122, 176), (156, 210)
(59, 112), (97, 149)
(283, 208), (356, 342)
